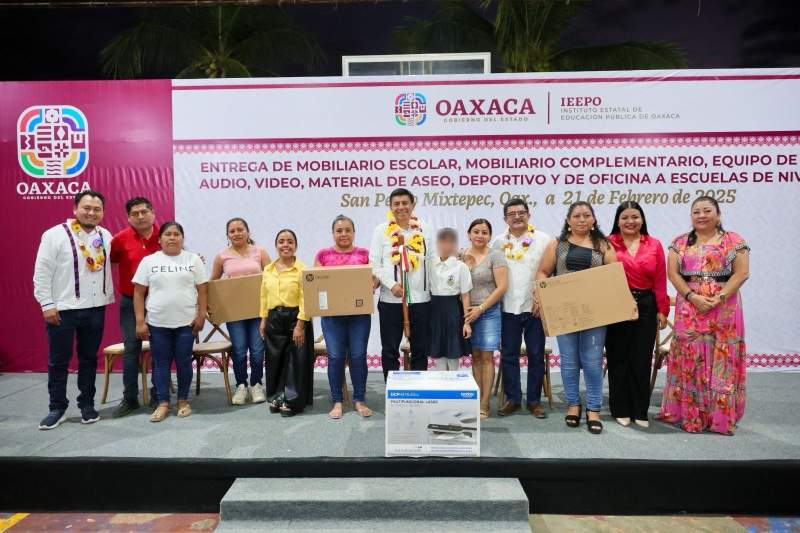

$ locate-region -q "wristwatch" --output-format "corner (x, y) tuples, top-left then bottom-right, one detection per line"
(719, 292), (728, 302)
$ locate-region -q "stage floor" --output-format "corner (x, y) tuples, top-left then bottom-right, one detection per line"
(1, 371), (797, 461)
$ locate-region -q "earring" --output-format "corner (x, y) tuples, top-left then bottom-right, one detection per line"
(567, 225), (572, 232)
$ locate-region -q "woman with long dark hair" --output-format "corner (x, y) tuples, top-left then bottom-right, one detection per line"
(605, 202), (669, 428)
(535, 202), (617, 434)
(657, 196), (750, 435)
(259, 229), (315, 417)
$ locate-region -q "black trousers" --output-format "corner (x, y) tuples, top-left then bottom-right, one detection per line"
(378, 300), (431, 381)
(605, 291), (658, 420)
(264, 307), (314, 411)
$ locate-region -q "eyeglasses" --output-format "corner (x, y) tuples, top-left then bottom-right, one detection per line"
(505, 210), (528, 219)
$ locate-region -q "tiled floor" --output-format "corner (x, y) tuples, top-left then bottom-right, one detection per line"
(2, 513), (799, 532)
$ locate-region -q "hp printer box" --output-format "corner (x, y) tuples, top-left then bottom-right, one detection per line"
(385, 371), (480, 457)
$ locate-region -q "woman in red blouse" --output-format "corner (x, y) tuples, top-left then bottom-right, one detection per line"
(605, 201), (669, 428)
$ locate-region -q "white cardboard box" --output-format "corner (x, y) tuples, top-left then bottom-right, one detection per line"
(385, 371), (480, 457)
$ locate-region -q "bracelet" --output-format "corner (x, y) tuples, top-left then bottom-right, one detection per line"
(684, 290), (694, 300)
(478, 303), (485, 312)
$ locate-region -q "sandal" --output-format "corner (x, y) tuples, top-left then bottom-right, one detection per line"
(354, 402), (373, 418)
(269, 398), (283, 414)
(586, 410), (603, 434)
(176, 400), (192, 418)
(565, 405), (582, 428)
(280, 404), (299, 418)
(150, 403), (169, 423)
(329, 402), (344, 420)
(480, 409), (490, 420)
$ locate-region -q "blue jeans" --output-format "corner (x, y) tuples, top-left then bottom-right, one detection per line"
(227, 318), (265, 387)
(321, 314), (371, 403)
(149, 325), (194, 403)
(557, 326), (606, 412)
(46, 306), (106, 411)
(501, 312), (546, 406)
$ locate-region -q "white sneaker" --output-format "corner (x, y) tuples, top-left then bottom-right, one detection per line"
(232, 384), (248, 405)
(615, 417), (631, 427)
(634, 419), (650, 428)
(250, 383), (266, 404)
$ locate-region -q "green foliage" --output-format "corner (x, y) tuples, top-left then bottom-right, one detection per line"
(101, 5), (325, 79)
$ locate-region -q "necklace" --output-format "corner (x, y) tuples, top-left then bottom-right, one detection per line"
(502, 224), (536, 261)
(386, 211), (424, 271)
(70, 219), (105, 272)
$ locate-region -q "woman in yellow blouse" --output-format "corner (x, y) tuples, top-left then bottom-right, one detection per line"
(258, 229), (315, 417)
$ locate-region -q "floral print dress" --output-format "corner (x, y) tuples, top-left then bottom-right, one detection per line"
(657, 231), (749, 435)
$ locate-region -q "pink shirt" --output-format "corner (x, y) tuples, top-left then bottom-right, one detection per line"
(608, 233), (669, 315)
(218, 245), (264, 278)
(314, 246), (369, 267)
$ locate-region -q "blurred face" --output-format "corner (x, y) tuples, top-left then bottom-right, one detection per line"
(275, 232), (297, 259)
(691, 200), (720, 233)
(73, 195), (104, 229)
(159, 226), (184, 255)
(436, 237), (457, 258)
(127, 203), (154, 233)
(568, 205), (595, 235)
(227, 220), (250, 247)
(504, 204), (530, 232)
(390, 194), (414, 222)
(468, 223), (491, 248)
(332, 219), (354, 250)
(618, 208), (643, 237)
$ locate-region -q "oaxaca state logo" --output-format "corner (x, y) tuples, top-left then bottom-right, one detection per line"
(394, 92), (427, 127)
(17, 105), (89, 178)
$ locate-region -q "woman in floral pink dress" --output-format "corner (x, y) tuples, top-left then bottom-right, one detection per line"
(657, 195), (750, 435)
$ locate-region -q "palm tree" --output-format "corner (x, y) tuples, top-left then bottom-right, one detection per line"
(100, 5), (325, 79)
(393, 0), (687, 72)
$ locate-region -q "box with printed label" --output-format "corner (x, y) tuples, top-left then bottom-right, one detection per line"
(385, 371), (480, 457)
(535, 262), (637, 337)
(207, 273), (262, 325)
(301, 265), (374, 317)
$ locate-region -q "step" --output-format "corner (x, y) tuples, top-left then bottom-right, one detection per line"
(217, 518), (532, 533)
(220, 477), (530, 527)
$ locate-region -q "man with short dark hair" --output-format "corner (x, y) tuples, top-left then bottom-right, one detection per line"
(109, 196), (160, 417)
(492, 198), (551, 418)
(369, 188), (436, 379)
(34, 190), (114, 429)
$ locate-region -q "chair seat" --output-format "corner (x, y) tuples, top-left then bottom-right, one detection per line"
(103, 341), (150, 355)
(192, 340), (232, 355)
(314, 341), (327, 356)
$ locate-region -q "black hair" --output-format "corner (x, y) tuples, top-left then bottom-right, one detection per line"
(610, 201), (649, 236)
(558, 201), (608, 252)
(125, 196), (152, 215)
(503, 197), (529, 217)
(437, 227), (458, 242)
(226, 217), (255, 244)
(468, 218), (493, 236)
(389, 187), (415, 204)
(687, 195), (724, 246)
(74, 190), (105, 207)
(159, 221), (184, 238)
(331, 214), (355, 232)
(275, 228), (298, 247)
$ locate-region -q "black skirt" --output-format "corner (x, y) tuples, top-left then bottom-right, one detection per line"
(429, 295), (469, 359)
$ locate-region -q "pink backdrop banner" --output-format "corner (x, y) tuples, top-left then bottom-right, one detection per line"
(0, 80), (174, 372)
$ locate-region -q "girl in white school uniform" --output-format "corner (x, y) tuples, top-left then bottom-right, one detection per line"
(428, 228), (472, 371)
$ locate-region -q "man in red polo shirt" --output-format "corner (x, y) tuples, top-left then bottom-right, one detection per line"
(110, 197), (160, 417)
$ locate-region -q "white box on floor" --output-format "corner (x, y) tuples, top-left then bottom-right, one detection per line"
(385, 371), (480, 457)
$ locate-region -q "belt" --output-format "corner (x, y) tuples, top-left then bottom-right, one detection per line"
(270, 306), (299, 313)
(682, 275), (730, 283)
(630, 289), (654, 300)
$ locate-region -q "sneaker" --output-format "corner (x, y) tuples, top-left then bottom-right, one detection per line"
(80, 406), (100, 424)
(232, 384), (249, 405)
(250, 383), (266, 404)
(39, 409), (67, 430)
(112, 399), (141, 419)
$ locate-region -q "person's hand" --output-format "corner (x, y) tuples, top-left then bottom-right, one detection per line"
(464, 305), (483, 324)
(688, 293), (715, 313)
(43, 308), (60, 326)
(293, 321), (306, 347)
(657, 313), (668, 330)
(372, 276), (381, 290)
(462, 323), (472, 339)
(390, 283), (404, 298)
(191, 314), (205, 335)
(259, 320), (267, 340)
(136, 321), (150, 341)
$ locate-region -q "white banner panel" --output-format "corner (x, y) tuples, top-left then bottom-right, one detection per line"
(173, 69), (800, 371)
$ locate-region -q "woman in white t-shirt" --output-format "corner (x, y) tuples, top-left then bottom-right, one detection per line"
(133, 222), (208, 422)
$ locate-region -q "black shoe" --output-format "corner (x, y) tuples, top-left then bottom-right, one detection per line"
(80, 406), (100, 425)
(112, 399), (141, 418)
(586, 410), (603, 434)
(39, 409), (67, 430)
(565, 405), (582, 428)
(279, 405), (302, 418)
(269, 399), (283, 414)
